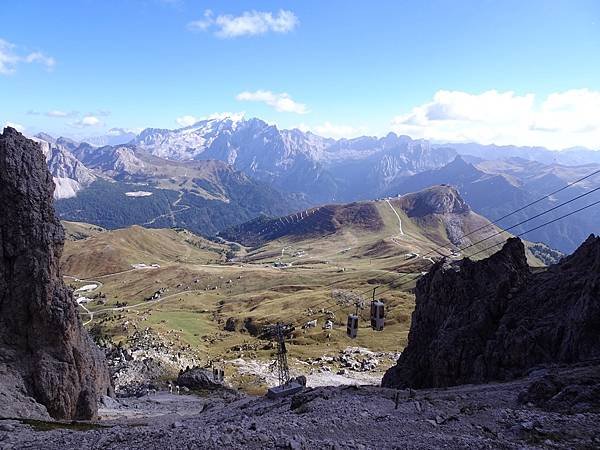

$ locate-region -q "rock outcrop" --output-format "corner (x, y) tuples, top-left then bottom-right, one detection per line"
(382, 235), (600, 389)
(0, 127), (112, 420)
(177, 367), (224, 390)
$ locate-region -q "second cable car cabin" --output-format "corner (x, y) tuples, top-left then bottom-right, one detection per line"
(370, 299), (384, 331)
(370, 286), (385, 331)
(346, 288), (386, 338)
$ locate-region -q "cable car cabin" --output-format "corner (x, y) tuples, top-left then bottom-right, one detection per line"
(347, 314), (358, 339)
(370, 300), (385, 331)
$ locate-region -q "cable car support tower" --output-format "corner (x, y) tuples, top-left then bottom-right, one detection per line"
(275, 322), (290, 387)
(266, 323), (304, 399)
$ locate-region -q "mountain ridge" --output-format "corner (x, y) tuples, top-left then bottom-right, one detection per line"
(219, 185), (545, 267)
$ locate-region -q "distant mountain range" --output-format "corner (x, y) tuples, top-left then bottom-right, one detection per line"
(23, 116), (600, 252)
(83, 128), (138, 147)
(435, 142), (600, 166)
(131, 118), (457, 203)
(31, 130), (303, 236)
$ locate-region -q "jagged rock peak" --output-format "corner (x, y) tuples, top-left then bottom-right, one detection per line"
(397, 184), (471, 217)
(0, 127), (112, 420)
(554, 233), (600, 271)
(382, 235), (600, 389)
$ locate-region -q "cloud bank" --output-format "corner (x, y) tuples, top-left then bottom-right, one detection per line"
(391, 89), (600, 150)
(295, 122), (367, 139)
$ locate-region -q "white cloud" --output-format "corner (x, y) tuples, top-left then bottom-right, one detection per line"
(3, 122), (25, 132)
(46, 110), (79, 118)
(295, 122), (367, 139)
(236, 90), (308, 114)
(315, 122), (366, 139)
(46, 110), (68, 117)
(187, 9), (214, 32)
(23, 52), (55, 69)
(188, 9), (298, 38)
(176, 115), (198, 127)
(27, 109), (78, 118)
(391, 89), (600, 150)
(0, 38), (55, 75)
(72, 115), (102, 128)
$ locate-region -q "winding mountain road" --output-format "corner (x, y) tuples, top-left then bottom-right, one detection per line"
(143, 191), (190, 226)
(65, 267), (163, 326)
(74, 281), (206, 326)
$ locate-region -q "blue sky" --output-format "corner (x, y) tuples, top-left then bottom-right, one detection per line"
(1, 0), (599, 149)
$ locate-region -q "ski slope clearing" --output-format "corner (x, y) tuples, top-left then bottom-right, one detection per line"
(385, 198), (404, 236)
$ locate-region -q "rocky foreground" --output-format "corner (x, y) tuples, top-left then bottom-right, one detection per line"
(1, 362), (599, 449)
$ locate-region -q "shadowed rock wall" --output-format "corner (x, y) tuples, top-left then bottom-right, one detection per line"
(0, 127), (112, 419)
(383, 235), (600, 388)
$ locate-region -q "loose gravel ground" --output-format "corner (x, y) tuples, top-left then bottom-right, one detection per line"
(2, 365), (599, 449)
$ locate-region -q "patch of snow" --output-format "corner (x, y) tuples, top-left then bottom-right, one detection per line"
(125, 191), (153, 197)
(76, 284), (98, 292)
(132, 263), (161, 269)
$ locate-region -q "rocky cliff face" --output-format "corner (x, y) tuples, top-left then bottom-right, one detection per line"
(382, 235), (600, 389)
(0, 127), (112, 420)
(32, 136), (97, 199)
